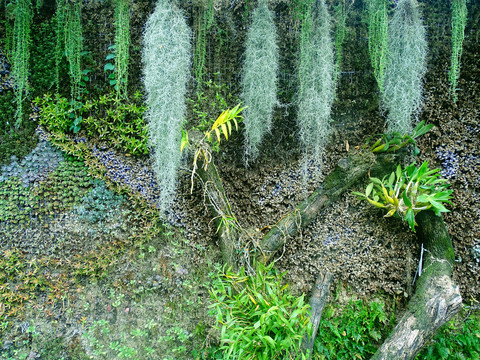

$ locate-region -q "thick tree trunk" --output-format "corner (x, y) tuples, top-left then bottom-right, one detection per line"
(302, 272), (334, 360)
(258, 151), (401, 263)
(371, 211), (462, 360)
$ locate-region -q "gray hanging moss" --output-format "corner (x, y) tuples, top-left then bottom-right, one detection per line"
(297, 0), (335, 170)
(142, 0), (191, 216)
(383, 0), (427, 135)
(241, 0), (279, 162)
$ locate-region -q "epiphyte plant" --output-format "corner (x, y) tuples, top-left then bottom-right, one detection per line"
(297, 0), (336, 175)
(142, 0), (191, 216)
(241, 0), (279, 163)
(382, 0), (427, 135)
(353, 161), (453, 231)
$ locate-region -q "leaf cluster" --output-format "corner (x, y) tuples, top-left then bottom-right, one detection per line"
(353, 161), (453, 231)
(209, 262), (312, 360)
(365, 120), (433, 156)
(314, 299), (392, 359)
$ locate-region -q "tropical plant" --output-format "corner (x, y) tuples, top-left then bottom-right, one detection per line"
(209, 262), (312, 360)
(142, 0), (191, 216)
(241, 0), (279, 162)
(297, 0), (335, 173)
(365, 120), (433, 156)
(12, 0), (33, 128)
(353, 161), (453, 231)
(114, 0), (130, 99)
(366, 0), (389, 94)
(449, 0), (468, 102)
(382, 0), (427, 135)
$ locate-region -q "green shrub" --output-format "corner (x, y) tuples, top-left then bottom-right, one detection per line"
(314, 298), (392, 359)
(241, 0), (279, 162)
(209, 262), (312, 359)
(382, 0), (427, 135)
(297, 0), (335, 170)
(416, 310), (480, 360)
(142, 0), (191, 216)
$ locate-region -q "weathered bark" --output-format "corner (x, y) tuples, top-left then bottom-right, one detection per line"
(302, 272), (334, 359)
(189, 130), (240, 270)
(258, 151), (401, 263)
(371, 211), (462, 360)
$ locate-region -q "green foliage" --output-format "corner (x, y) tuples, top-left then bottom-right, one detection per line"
(114, 0), (131, 99)
(142, 0), (191, 215)
(241, 0), (279, 162)
(209, 262), (312, 360)
(383, 0), (427, 135)
(417, 310), (480, 360)
(297, 0), (335, 168)
(0, 92), (38, 166)
(189, 78), (238, 132)
(29, 19), (57, 95)
(366, 0), (389, 94)
(74, 179), (124, 224)
(12, 0), (33, 128)
(0, 177), (39, 225)
(314, 298), (392, 359)
(365, 120), (434, 156)
(193, 0), (214, 88)
(35, 91), (149, 156)
(353, 161), (453, 231)
(450, 0), (468, 102)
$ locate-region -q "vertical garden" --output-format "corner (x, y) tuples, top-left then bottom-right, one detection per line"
(0, 0), (479, 359)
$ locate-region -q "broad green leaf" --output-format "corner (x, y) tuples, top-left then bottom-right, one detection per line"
(352, 191), (366, 198)
(369, 177), (383, 185)
(388, 172), (395, 186)
(405, 208), (416, 231)
(402, 191), (412, 207)
(366, 183), (374, 197)
(104, 63), (115, 71)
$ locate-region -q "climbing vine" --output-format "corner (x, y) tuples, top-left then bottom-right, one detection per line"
(12, 0), (33, 128)
(3, 1), (15, 61)
(114, 0), (130, 99)
(366, 0), (389, 94)
(193, 0), (214, 89)
(449, 0), (467, 102)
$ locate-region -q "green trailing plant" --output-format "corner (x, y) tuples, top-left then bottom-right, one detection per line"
(353, 161), (453, 231)
(193, 0), (214, 88)
(449, 0), (468, 102)
(3, 1), (15, 60)
(113, 0), (130, 99)
(209, 262), (312, 360)
(12, 0), (33, 128)
(55, 0), (83, 100)
(241, 0), (279, 162)
(365, 120), (434, 156)
(366, 0), (389, 95)
(382, 0), (427, 135)
(142, 0), (191, 216)
(297, 0), (336, 171)
(334, 0), (347, 84)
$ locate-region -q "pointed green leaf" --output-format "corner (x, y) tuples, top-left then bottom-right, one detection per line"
(366, 183), (374, 197)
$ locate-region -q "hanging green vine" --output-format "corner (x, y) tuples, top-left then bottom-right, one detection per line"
(193, 0), (214, 89)
(366, 0), (389, 94)
(58, 0), (83, 100)
(334, 0), (347, 85)
(54, 0), (65, 93)
(12, 0), (33, 128)
(114, 0), (130, 99)
(450, 0), (467, 102)
(3, 1), (15, 61)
